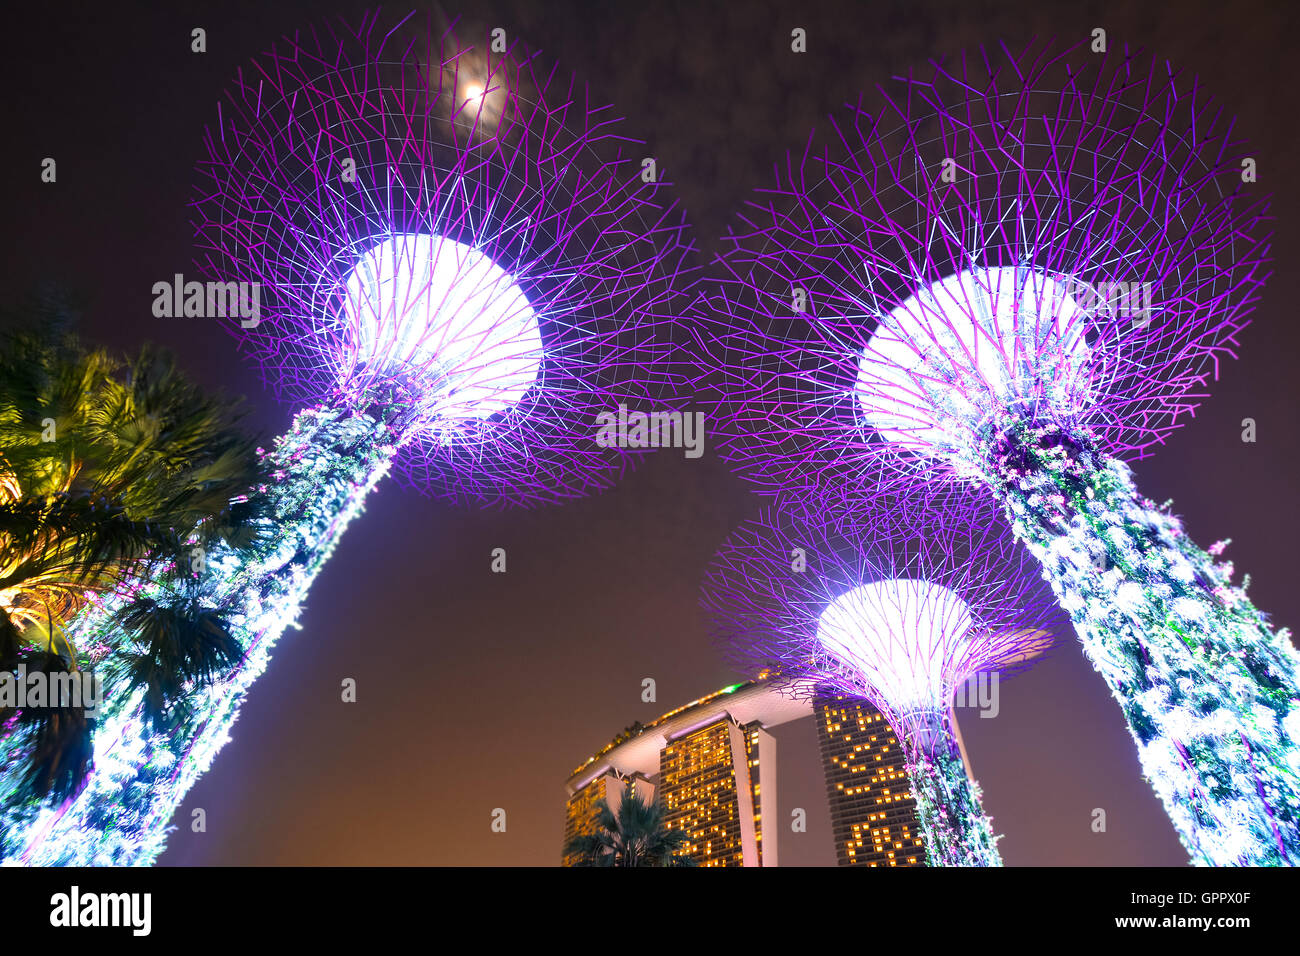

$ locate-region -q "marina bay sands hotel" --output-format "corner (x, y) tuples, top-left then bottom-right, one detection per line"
(563, 677), (934, 867)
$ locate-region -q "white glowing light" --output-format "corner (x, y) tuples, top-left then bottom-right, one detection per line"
(856, 265), (1092, 457)
(341, 233), (543, 423)
(9, 410), (394, 865)
(1116, 582), (1144, 613)
(816, 577), (976, 717)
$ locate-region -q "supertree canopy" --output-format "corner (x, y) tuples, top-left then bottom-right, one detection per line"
(198, 10), (691, 505)
(1, 11), (692, 865)
(701, 38), (1300, 865)
(701, 481), (1054, 866)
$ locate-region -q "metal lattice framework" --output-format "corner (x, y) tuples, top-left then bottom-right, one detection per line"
(701, 483), (1053, 741)
(195, 9), (694, 507)
(700, 480), (1054, 865)
(701, 40), (1300, 866)
(702, 38), (1270, 494)
(1, 12), (696, 866)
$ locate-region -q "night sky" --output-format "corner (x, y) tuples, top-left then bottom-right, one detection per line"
(2, 0), (1297, 866)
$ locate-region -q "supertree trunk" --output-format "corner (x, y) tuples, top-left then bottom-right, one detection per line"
(1, 406), (396, 865)
(903, 714), (1002, 867)
(2, 11), (694, 865)
(982, 415), (1300, 865)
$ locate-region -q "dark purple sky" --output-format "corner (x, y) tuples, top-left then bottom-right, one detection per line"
(2, 0), (1296, 865)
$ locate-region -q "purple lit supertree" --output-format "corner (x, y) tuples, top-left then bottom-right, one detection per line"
(2, 11), (692, 865)
(200, 13), (691, 507)
(701, 39), (1299, 865)
(701, 481), (1053, 866)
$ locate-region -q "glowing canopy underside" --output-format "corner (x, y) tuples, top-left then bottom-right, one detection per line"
(817, 577), (977, 715)
(339, 232), (543, 428)
(857, 265), (1091, 461)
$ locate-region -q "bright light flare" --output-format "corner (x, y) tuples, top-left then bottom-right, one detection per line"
(338, 233), (543, 426)
(818, 577), (975, 717)
(857, 266), (1092, 460)
(703, 39), (1269, 500)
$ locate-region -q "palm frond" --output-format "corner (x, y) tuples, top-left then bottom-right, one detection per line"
(6, 649), (97, 803)
(109, 596), (244, 732)
(563, 786), (697, 867)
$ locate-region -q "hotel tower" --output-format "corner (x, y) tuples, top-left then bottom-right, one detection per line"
(563, 677), (928, 866)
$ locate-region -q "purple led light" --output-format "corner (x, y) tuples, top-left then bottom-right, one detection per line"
(700, 39), (1270, 495)
(193, 11), (695, 507)
(700, 479), (1055, 748)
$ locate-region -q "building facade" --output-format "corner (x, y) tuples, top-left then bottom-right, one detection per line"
(815, 690), (926, 866)
(659, 719), (751, 866)
(563, 678), (926, 866)
(562, 769), (655, 867)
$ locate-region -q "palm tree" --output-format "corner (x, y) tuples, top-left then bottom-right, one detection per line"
(0, 319), (263, 802)
(564, 787), (698, 867)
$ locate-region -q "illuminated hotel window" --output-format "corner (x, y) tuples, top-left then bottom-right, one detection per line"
(814, 689), (927, 867)
(565, 683), (926, 868)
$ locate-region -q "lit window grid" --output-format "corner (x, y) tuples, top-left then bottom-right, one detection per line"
(818, 693), (927, 867)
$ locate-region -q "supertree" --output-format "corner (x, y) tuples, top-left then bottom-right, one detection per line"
(1, 11), (692, 865)
(701, 481), (1053, 866)
(701, 38), (1299, 864)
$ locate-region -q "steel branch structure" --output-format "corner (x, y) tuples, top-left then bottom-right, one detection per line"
(701, 481), (1054, 866)
(701, 39), (1298, 865)
(198, 10), (692, 506)
(2, 10), (693, 865)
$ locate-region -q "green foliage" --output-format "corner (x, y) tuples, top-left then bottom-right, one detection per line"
(906, 732), (1002, 867)
(108, 596), (244, 733)
(981, 410), (1300, 865)
(8, 651), (96, 801)
(0, 321), (262, 807)
(3, 404), (398, 864)
(564, 786), (697, 867)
